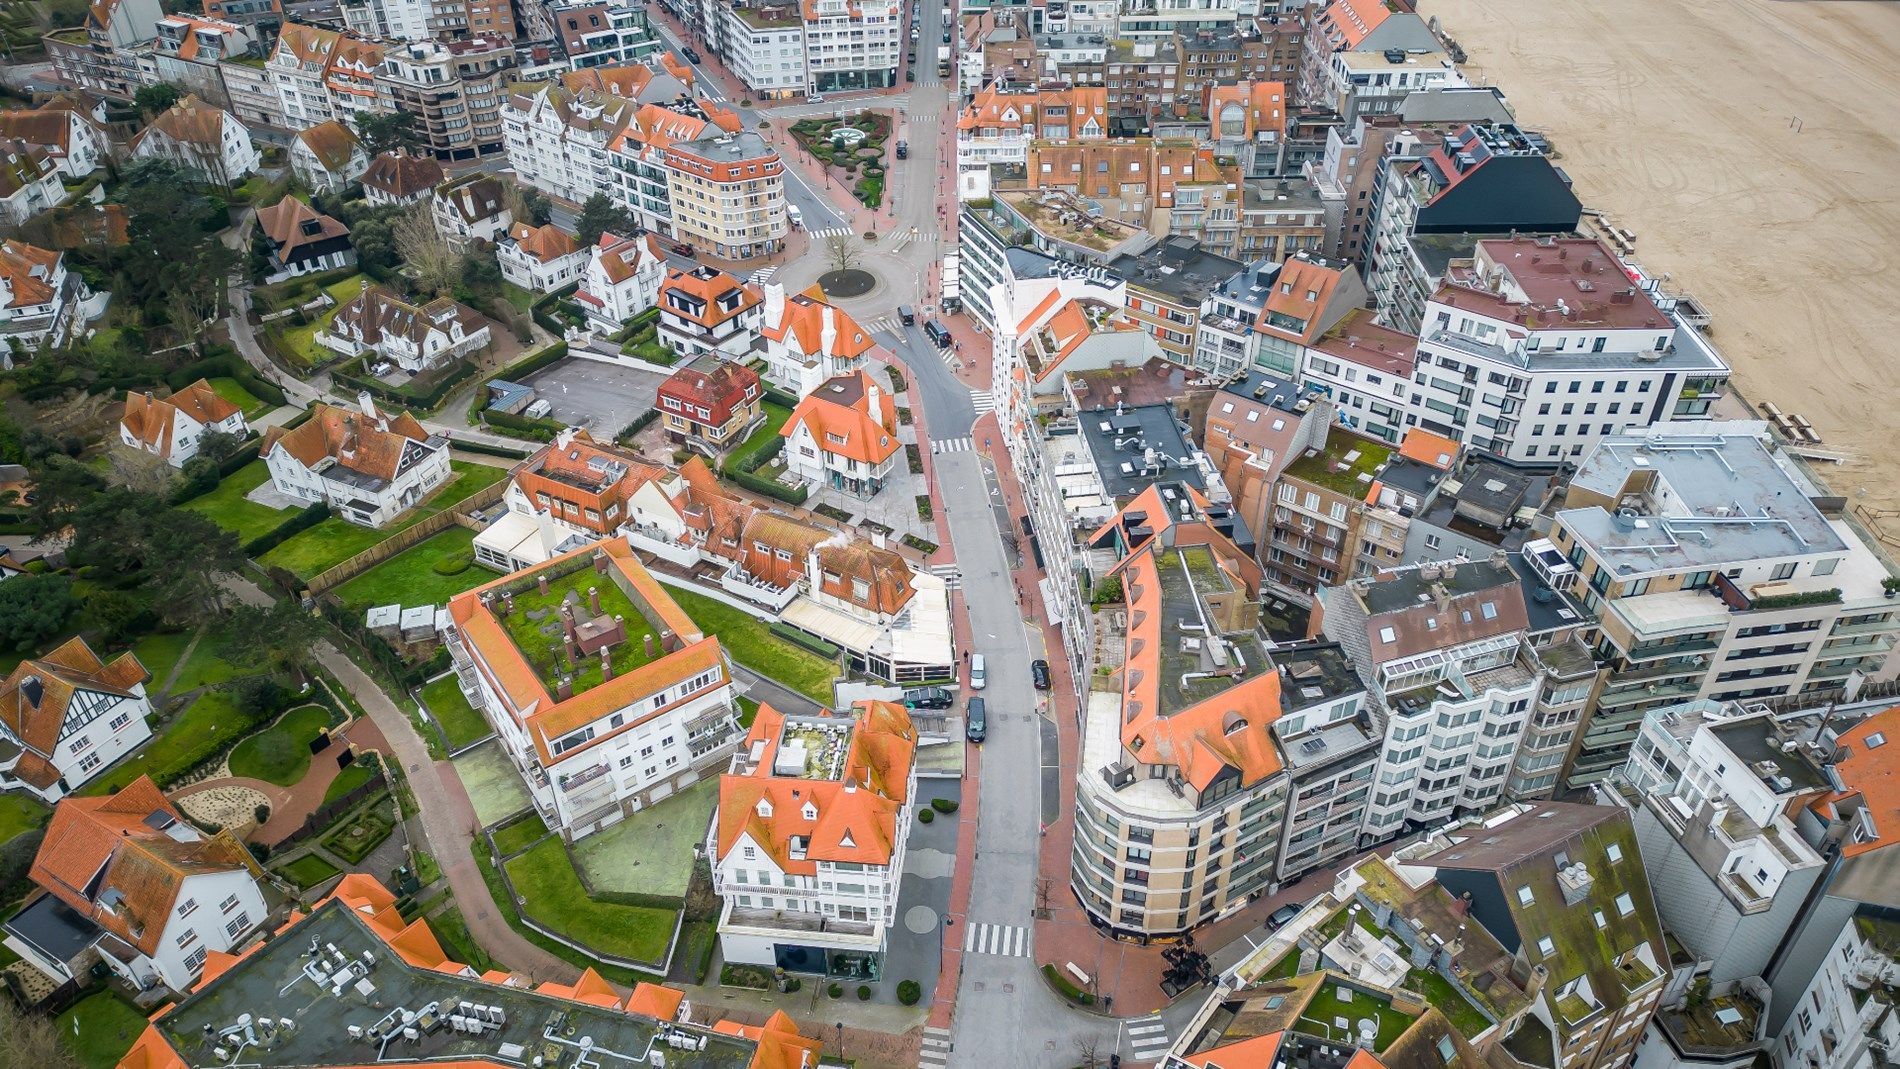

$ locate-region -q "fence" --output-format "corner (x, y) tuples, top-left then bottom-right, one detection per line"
(304, 479), (508, 594)
(270, 768), (390, 854)
(481, 826), (682, 980)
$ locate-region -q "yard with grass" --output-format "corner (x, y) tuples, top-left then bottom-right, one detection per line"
(1296, 981), (1417, 1050)
(279, 853), (342, 889)
(332, 526), (485, 609)
(506, 838), (676, 964)
(324, 761), (376, 802)
(491, 812), (548, 857)
(454, 741), (534, 826)
(267, 273), (371, 369)
(208, 376), (274, 420)
(428, 906), (496, 972)
(497, 560), (659, 693)
(261, 461), (508, 579)
(573, 778), (715, 900)
(227, 705), (334, 786)
(661, 582), (837, 702)
(323, 799), (395, 864)
(128, 630), (196, 693)
(1408, 968), (1493, 1038)
(156, 627), (248, 694)
(0, 792), (47, 845)
(57, 991), (148, 1069)
(81, 691), (261, 795)
(418, 673), (492, 750)
(182, 460), (295, 544)
(724, 402), (793, 471)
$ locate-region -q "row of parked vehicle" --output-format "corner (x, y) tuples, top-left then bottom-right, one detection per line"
(899, 655), (1050, 745)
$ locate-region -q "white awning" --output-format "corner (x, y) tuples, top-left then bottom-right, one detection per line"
(780, 597), (882, 655)
(473, 511), (552, 567)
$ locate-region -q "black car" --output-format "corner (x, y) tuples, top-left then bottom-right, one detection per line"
(923, 320), (952, 347)
(903, 685), (954, 709)
(906, 69), (916, 82)
(1031, 659), (1051, 690)
(1266, 903), (1302, 931)
(965, 697), (987, 743)
(681, 46), (702, 63)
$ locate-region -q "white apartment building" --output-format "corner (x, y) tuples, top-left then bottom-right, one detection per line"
(1116, 0), (1244, 38)
(1407, 235), (1730, 464)
(1767, 912), (1900, 1069)
(710, 701), (917, 980)
(1548, 425), (1900, 787)
(0, 638), (154, 802)
(501, 77), (636, 205)
(713, 4), (806, 99)
(802, 0), (901, 92)
(1316, 554), (1601, 839)
(662, 130), (787, 260)
(442, 537), (746, 841)
(3, 778), (266, 994)
(1318, 47), (1462, 125)
(608, 97), (740, 235)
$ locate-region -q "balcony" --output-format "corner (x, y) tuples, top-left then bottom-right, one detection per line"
(1598, 679), (1702, 708)
(722, 904), (878, 940)
(1832, 615), (1900, 637)
(1626, 637), (1721, 662)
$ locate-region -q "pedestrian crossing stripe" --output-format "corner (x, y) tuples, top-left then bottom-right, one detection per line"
(961, 921), (1031, 957)
(808, 226), (852, 239)
(746, 268), (778, 285)
(918, 1027), (952, 1069)
(970, 393), (996, 414)
(932, 436), (973, 454)
(866, 315), (903, 334)
(1127, 1017), (1171, 1053)
(927, 564), (961, 590)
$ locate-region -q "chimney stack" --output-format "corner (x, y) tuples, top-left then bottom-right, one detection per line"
(588, 586), (601, 614)
(593, 550), (609, 575)
(643, 633), (655, 659)
(601, 647), (614, 681)
(538, 573), (550, 596)
(556, 676), (573, 701)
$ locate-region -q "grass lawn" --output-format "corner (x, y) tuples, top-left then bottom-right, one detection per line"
(333, 527), (484, 609)
(428, 906), (495, 972)
(162, 628), (247, 693)
(267, 273), (370, 369)
(0, 791), (48, 845)
(82, 691), (259, 795)
(500, 283), (538, 313)
(279, 853), (342, 889)
(128, 629), (195, 693)
(182, 460), (295, 544)
(261, 461), (508, 580)
(490, 812), (548, 857)
(1297, 982), (1416, 1050)
(506, 838), (676, 964)
(454, 741), (534, 827)
(499, 558), (659, 692)
(418, 673), (492, 750)
(573, 777), (714, 899)
(57, 991), (148, 1069)
(1408, 968), (1493, 1037)
(208, 376), (274, 419)
(736, 695), (759, 728)
(227, 705), (332, 786)
(324, 761), (376, 803)
(725, 402), (793, 471)
(661, 582), (837, 702)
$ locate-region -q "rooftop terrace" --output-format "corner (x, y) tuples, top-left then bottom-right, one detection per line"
(771, 716), (857, 781)
(1155, 546), (1271, 717)
(1284, 431), (1393, 497)
(155, 900), (756, 1069)
(487, 556), (663, 697)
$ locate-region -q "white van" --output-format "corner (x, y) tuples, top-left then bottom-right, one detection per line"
(787, 203), (804, 228)
(969, 652), (987, 690)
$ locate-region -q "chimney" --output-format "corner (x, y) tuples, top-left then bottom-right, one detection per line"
(819, 305), (838, 356)
(643, 632), (655, 659)
(556, 676), (573, 701)
(358, 390), (379, 424)
(763, 280), (786, 327)
(502, 591), (515, 615)
(561, 604), (578, 642)
(593, 549), (609, 575)
(600, 646), (614, 681)
(588, 585), (601, 614)
(538, 573), (550, 596)
(660, 627), (677, 651)
(340, 414), (359, 457)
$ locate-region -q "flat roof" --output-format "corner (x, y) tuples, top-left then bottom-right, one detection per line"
(1157, 546), (1271, 717)
(1562, 430), (1848, 574)
(1108, 236), (1245, 306)
(1218, 369), (1314, 414)
(1272, 641), (1363, 710)
(1708, 718), (1831, 793)
(1283, 430), (1393, 497)
(1439, 236), (1670, 332)
(1360, 555), (1519, 617)
(1078, 403), (1205, 500)
(154, 900), (758, 1069)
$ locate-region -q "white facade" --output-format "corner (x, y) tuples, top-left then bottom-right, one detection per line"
(0, 690), (153, 803)
(575, 232), (666, 332)
(131, 104), (260, 185)
(288, 130), (368, 192)
(342, 0), (431, 42)
(500, 85), (620, 205)
(782, 410), (899, 496)
(119, 396), (249, 469)
(498, 235), (588, 292)
(716, 10), (806, 99)
(262, 422), (452, 527)
(802, 0), (901, 93)
(143, 869), (268, 991)
(431, 179), (513, 249)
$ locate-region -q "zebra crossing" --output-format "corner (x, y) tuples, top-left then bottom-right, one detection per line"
(892, 229), (940, 248)
(961, 921), (1031, 957)
(970, 390), (996, 414)
(926, 563), (961, 591)
(1124, 1016), (1172, 1060)
(931, 436), (973, 455)
(746, 267), (778, 285)
(864, 314), (904, 335)
(918, 1026), (952, 1069)
(807, 225), (852, 239)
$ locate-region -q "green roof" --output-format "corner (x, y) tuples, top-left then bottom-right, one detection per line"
(1283, 431), (1394, 496)
(491, 556), (663, 697)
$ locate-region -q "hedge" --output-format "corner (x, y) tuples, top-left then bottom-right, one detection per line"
(769, 622), (840, 658)
(451, 438), (533, 460)
(170, 350), (288, 408)
(480, 407), (565, 440)
(332, 353), (479, 413)
(494, 341), (570, 381)
(617, 409), (660, 442)
(243, 502), (330, 558)
(726, 466), (807, 506)
(530, 283), (581, 335)
(1042, 963), (1094, 1005)
(897, 979), (922, 1005)
(761, 384), (799, 410)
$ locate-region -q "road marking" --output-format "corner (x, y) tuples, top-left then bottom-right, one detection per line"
(927, 563), (961, 590)
(746, 267), (779, 285)
(970, 391), (996, 414)
(808, 226), (853, 239)
(961, 921), (1031, 957)
(1126, 1016), (1172, 1054)
(918, 1026), (952, 1069)
(932, 436), (973, 454)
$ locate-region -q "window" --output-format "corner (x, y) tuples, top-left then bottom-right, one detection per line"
(1518, 885), (1535, 906)
(177, 899), (199, 919)
(219, 894), (242, 913)
(1615, 892), (1635, 917)
(1771, 561), (1797, 581)
(1606, 843), (1623, 864)
(176, 929), (200, 950)
(1868, 732), (1887, 749)
(225, 914), (252, 938)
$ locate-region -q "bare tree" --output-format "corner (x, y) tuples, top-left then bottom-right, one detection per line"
(1035, 876), (1054, 916)
(824, 233), (859, 275)
(393, 202), (461, 297)
(1072, 1035), (1102, 1069)
(0, 999), (82, 1069)
(106, 447), (176, 496)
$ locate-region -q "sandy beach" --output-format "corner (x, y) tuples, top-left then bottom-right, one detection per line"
(1418, 0), (1900, 525)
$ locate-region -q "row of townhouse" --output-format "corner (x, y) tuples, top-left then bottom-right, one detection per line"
(661, 0), (901, 100)
(500, 64), (789, 258)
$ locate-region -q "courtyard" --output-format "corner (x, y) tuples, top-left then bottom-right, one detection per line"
(572, 776), (718, 900)
(520, 355), (669, 436)
(453, 740), (535, 828)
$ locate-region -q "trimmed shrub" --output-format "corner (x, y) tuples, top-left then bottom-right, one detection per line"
(897, 980), (922, 1005)
(770, 622), (840, 658)
(431, 551), (473, 576)
(827, 982), (843, 999)
(931, 798), (959, 814)
(917, 807), (935, 824)
(856, 985), (871, 1001)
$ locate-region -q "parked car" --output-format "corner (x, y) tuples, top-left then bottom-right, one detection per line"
(903, 686), (954, 709)
(670, 240), (694, 256)
(808, 93), (826, 104)
(681, 46), (701, 63)
(786, 203), (804, 228)
(1267, 903), (1302, 931)
(906, 69), (916, 82)
(969, 652), (987, 689)
(898, 305), (916, 325)
(923, 320), (952, 347)
(1031, 659), (1051, 690)
(965, 696), (987, 743)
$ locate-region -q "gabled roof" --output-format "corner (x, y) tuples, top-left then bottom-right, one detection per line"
(658, 266), (759, 329)
(0, 137), (55, 197)
(292, 119), (359, 171)
(814, 539), (914, 616)
(28, 776), (261, 956)
(781, 369), (899, 466)
(434, 174), (507, 224)
(761, 290), (876, 362)
(255, 195), (350, 258)
(1396, 427), (1459, 470)
(0, 239), (62, 309)
(589, 230), (665, 285)
(326, 285), (483, 354)
(1820, 705), (1900, 859)
(359, 151), (444, 199)
(0, 636), (147, 788)
(135, 95), (229, 149)
(260, 400), (436, 484)
(715, 701), (917, 874)
(121, 379), (242, 458)
(504, 222), (581, 264)
(657, 360), (761, 428)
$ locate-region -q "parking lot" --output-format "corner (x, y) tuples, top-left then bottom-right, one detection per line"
(519, 356), (670, 436)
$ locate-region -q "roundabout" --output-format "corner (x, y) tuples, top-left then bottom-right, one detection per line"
(817, 268), (878, 299)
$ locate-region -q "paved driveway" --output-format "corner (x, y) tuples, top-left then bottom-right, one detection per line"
(520, 357), (670, 435)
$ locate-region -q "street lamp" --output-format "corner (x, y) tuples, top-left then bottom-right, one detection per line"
(835, 1022), (845, 1058)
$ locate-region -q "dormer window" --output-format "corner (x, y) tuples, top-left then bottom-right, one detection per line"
(755, 798), (773, 818)
(802, 801), (817, 821)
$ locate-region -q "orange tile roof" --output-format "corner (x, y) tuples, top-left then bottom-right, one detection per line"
(256, 195), (350, 258)
(590, 230), (664, 284)
(1828, 705), (1900, 858)
(1258, 255), (1348, 343)
(260, 401), (435, 484)
(1317, 0), (1391, 49)
(360, 151), (445, 199)
(293, 118), (360, 171)
(814, 540), (915, 616)
(781, 369), (900, 466)
(121, 379), (241, 459)
(1179, 1031), (1284, 1068)
(658, 267), (760, 329)
(513, 431), (674, 537)
(762, 292), (877, 362)
(1396, 427), (1459, 470)
(0, 238), (60, 309)
(624, 981), (685, 1021)
(506, 221), (581, 263)
(136, 94), (228, 148)
(0, 636), (147, 787)
(444, 538), (729, 766)
(716, 701), (917, 875)
(28, 776), (262, 956)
